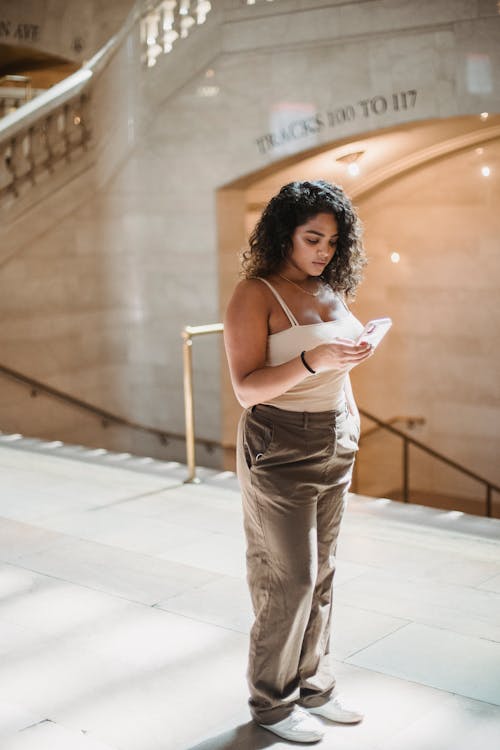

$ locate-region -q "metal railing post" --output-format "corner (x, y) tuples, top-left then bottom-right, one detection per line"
(403, 438), (409, 503)
(182, 330), (199, 484)
(181, 323), (224, 484)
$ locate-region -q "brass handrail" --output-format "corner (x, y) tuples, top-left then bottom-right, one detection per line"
(354, 407), (499, 516)
(181, 323), (224, 483)
(2, 333), (498, 517)
(181, 325), (499, 516)
(361, 415), (426, 438)
(0, 362), (220, 451)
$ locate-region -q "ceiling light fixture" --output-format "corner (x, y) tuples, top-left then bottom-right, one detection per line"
(335, 149), (365, 176)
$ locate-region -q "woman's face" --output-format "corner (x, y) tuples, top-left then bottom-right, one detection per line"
(283, 212), (339, 278)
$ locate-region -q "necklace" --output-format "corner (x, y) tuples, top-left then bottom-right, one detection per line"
(278, 273), (323, 297)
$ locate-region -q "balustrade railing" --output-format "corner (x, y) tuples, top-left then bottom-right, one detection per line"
(0, 0), (221, 208)
(0, 91), (90, 202)
(0, 0), (280, 208)
(0, 75), (37, 118)
(141, 0), (213, 67)
(140, 0), (276, 69)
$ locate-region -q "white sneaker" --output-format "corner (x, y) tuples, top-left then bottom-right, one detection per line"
(258, 705), (325, 743)
(307, 692), (364, 723)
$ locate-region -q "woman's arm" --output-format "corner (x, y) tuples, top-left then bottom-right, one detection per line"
(223, 279), (310, 409)
(224, 279), (373, 409)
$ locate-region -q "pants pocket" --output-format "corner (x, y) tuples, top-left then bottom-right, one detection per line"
(244, 411), (276, 469)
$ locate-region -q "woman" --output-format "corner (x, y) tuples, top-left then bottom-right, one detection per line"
(223, 180), (373, 744)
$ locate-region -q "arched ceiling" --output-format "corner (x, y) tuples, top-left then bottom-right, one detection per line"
(238, 114), (500, 209)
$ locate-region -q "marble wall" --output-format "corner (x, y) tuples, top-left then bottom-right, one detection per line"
(0, 0), (135, 62)
(0, 0), (499, 505)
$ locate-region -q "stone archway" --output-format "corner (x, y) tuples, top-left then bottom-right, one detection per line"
(218, 113), (500, 514)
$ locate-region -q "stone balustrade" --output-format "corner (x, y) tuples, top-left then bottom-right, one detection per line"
(0, 0), (274, 209)
(0, 93), (90, 204)
(141, 0), (213, 67)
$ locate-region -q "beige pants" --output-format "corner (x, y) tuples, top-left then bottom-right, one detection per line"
(236, 401), (360, 725)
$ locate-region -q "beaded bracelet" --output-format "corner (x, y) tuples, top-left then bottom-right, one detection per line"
(300, 350), (316, 374)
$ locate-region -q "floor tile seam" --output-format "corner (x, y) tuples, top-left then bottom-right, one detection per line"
(341, 606), (500, 647)
(5, 554), (224, 611)
(150, 570), (225, 606)
(336, 557), (500, 592)
(158, 570), (246, 596)
(333, 586), (500, 631)
(343, 511), (500, 534)
(339, 526), (498, 554)
(3, 513), (493, 566)
(0, 537), (78, 566)
(20, 543), (228, 591)
(11, 518), (237, 570)
(335, 594), (500, 636)
(0, 559), (167, 609)
(474, 570), (500, 588)
(5, 533), (496, 606)
(4, 521), (247, 565)
(346, 501), (500, 535)
(334, 561), (500, 599)
(152, 602), (249, 637)
(343, 517), (500, 547)
(0, 576), (244, 652)
(342, 659), (491, 707)
(342, 659), (470, 705)
(341, 619), (414, 660)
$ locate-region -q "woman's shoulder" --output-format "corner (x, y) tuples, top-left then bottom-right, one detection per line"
(230, 276), (269, 300)
(225, 276), (271, 316)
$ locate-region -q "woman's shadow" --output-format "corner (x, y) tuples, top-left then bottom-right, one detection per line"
(186, 719), (324, 749)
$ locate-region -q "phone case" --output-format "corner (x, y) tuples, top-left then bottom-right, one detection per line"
(356, 317), (392, 347)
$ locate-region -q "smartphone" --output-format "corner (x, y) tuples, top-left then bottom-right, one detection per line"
(356, 317), (392, 348)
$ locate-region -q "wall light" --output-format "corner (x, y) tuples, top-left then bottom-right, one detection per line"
(390, 252), (400, 263)
(335, 149), (365, 176)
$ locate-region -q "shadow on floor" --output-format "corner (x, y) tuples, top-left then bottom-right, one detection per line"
(187, 720), (321, 749)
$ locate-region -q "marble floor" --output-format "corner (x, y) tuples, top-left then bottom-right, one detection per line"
(0, 433), (500, 750)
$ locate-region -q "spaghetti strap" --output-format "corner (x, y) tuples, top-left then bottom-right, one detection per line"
(257, 278), (300, 327)
(337, 291), (350, 313)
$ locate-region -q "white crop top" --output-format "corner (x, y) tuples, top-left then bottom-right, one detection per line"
(258, 277), (365, 411)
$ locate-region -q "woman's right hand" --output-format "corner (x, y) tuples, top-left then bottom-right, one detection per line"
(305, 338), (374, 373)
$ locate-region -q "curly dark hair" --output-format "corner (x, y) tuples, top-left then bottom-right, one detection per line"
(241, 180), (368, 299)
